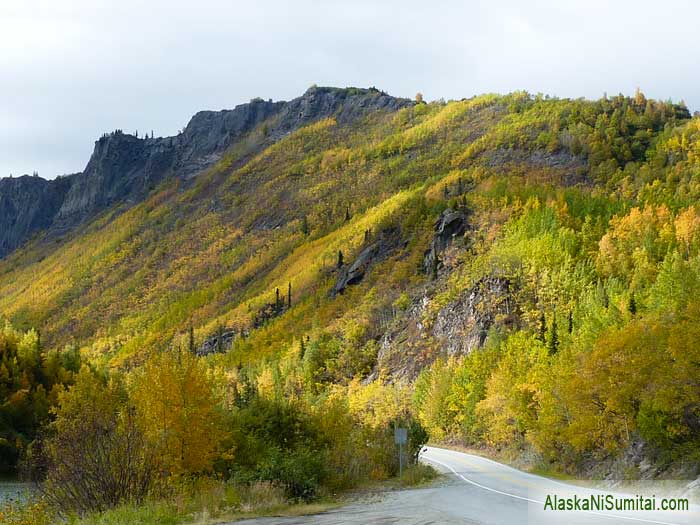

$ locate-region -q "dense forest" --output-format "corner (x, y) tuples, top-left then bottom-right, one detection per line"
(1, 87), (700, 522)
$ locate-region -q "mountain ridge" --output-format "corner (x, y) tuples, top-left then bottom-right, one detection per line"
(0, 86), (411, 258)
(1, 87), (700, 486)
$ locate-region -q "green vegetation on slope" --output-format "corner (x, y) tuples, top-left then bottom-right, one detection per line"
(1, 88), (700, 520)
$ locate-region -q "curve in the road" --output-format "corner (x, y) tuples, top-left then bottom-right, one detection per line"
(421, 446), (696, 525)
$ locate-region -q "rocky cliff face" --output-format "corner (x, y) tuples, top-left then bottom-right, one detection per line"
(0, 87), (411, 258)
(369, 209), (516, 379)
(0, 175), (72, 257)
(423, 208), (468, 275)
(333, 227), (407, 296)
(374, 276), (515, 380)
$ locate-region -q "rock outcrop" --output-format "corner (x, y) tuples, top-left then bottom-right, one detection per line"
(0, 175), (72, 257)
(423, 208), (467, 274)
(431, 276), (513, 355)
(375, 276), (515, 379)
(332, 228), (406, 296)
(0, 87), (412, 259)
(197, 328), (238, 356)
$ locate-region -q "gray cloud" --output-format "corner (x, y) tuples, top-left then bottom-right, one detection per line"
(1, 0), (698, 179)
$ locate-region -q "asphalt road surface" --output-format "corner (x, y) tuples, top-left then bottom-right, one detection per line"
(233, 446), (700, 524)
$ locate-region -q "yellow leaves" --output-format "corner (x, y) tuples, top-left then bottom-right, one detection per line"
(375, 98), (487, 157)
(221, 187), (420, 327)
(412, 358), (457, 441)
(130, 350), (222, 476)
(319, 147), (352, 172)
(207, 365), (243, 410)
(424, 169), (468, 202)
(347, 378), (411, 430)
(674, 206), (700, 254)
(596, 205), (674, 281)
(256, 367), (276, 399)
(475, 390), (513, 447)
(475, 333), (548, 449)
(559, 318), (672, 453)
(0, 498), (52, 525)
(659, 117), (700, 166)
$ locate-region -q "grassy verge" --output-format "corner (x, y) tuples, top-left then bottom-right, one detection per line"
(1, 465), (440, 525)
(388, 463), (440, 488)
(70, 481), (342, 525)
(0, 481), (339, 525)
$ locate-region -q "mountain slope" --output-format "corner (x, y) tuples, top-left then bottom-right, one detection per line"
(2, 88), (700, 478)
(0, 86), (409, 259)
(0, 90), (692, 362)
(0, 90), (500, 363)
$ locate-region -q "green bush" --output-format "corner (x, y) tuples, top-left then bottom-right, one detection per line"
(260, 446), (328, 501)
(408, 419), (429, 463)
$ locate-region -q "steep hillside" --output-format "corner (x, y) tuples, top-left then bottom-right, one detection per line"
(2, 87), (700, 480)
(0, 88), (497, 362)
(0, 86), (408, 258)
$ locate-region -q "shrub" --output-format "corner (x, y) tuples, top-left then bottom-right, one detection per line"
(399, 462), (438, 486)
(407, 419), (429, 463)
(259, 446), (328, 501)
(38, 369), (159, 515)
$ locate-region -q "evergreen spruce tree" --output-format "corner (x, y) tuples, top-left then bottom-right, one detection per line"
(287, 282), (292, 308)
(628, 293), (637, 315)
(337, 250), (344, 268)
(188, 325), (195, 354)
(216, 324), (223, 353)
(548, 312), (559, 355)
(567, 310), (573, 334)
(538, 311), (546, 343)
(431, 253), (440, 280)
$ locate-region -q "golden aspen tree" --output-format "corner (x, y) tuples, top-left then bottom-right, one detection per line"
(674, 206), (700, 257)
(131, 349), (222, 475)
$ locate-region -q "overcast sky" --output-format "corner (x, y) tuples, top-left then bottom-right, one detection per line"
(1, 0), (698, 179)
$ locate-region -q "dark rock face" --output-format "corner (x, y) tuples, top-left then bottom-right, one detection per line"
(431, 276), (513, 355)
(56, 99), (285, 224)
(423, 208), (467, 274)
(274, 86), (409, 131)
(0, 87), (412, 259)
(197, 328), (238, 356)
(332, 228), (406, 296)
(375, 276), (515, 380)
(0, 175), (72, 257)
(174, 98), (286, 177)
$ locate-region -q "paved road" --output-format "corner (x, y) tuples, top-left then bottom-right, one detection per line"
(234, 446), (700, 524)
